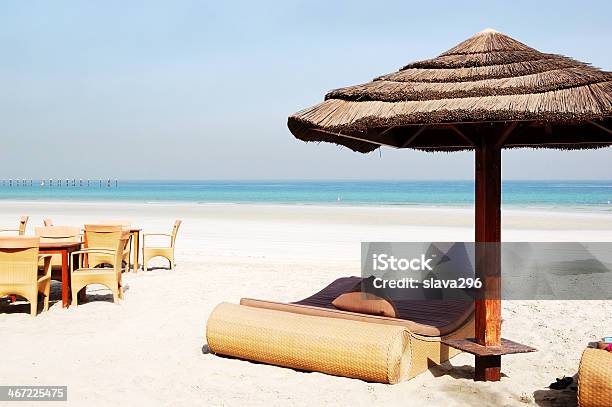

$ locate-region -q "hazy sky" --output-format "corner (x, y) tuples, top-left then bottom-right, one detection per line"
(1, 0), (610, 180)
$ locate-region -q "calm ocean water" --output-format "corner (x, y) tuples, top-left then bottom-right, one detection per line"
(0, 180), (611, 211)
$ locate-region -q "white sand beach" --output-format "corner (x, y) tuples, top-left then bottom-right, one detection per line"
(1, 201), (611, 407)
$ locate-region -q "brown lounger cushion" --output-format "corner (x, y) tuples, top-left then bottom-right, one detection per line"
(240, 277), (475, 337)
(332, 282), (398, 318)
(332, 291), (398, 317)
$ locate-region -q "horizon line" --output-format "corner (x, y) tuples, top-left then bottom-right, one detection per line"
(1, 178), (612, 183)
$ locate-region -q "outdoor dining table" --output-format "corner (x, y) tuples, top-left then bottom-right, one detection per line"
(38, 241), (82, 308)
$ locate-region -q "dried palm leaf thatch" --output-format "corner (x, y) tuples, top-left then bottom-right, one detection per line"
(288, 29), (612, 153)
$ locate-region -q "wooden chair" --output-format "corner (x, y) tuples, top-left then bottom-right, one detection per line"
(0, 237), (52, 316)
(70, 231), (129, 305)
(0, 216), (29, 235)
(142, 220), (181, 270)
(34, 226), (81, 280)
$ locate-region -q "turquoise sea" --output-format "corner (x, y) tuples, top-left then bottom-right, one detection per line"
(1, 180), (612, 211)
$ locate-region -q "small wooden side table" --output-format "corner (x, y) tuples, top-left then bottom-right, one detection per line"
(442, 337), (537, 381)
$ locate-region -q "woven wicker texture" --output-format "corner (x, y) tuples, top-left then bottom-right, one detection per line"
(84, 225), (129, 268)
(142, 219), (181, 270)
(407, 318), (473, 378)
(70, 232), (129, 305)
(240, 297), (473, 379)
(0, 236), (51, 316)
(578, 348), (612, 407)
(206, 302), (412, 384)
(35, 226), (81, 275)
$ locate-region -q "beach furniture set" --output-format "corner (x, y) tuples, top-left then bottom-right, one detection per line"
(206, 27), (612, 391)
(0, 25), (610, 403)
(0, 217), (181, 314)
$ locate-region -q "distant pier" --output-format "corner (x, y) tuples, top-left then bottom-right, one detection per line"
(0, 179), (119, 188)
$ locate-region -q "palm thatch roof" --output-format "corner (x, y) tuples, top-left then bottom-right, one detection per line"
(288, 29), (612, 153)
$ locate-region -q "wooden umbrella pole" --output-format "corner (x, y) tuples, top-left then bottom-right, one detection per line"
(474, 134), (502, 381)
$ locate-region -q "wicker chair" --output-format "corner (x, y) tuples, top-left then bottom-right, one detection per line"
(578, 348), (612, 407)
(0, 236), (52, 316)
(34, 226), (82, 280)
(0, 216), (29, 235)
(99, 220), (131, 228)
(83, 225), (130, 269)
(142, 220), (181, 270)
(98, 220), (133, 267)
(70, 230), (130, 305)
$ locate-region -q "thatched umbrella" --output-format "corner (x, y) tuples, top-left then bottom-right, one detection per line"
(287, 28), (612, 381)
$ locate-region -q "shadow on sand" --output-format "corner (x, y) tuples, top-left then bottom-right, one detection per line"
(533, 373), (578, 407)
(533, 388), (577, 407)
(428, 360), (508, 380)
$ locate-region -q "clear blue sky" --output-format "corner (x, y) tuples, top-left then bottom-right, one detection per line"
(1, 0), (610, 180)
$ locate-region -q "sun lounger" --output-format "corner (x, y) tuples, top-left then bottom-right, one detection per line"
(578, 348), (612, 407)
(208, 302), (412, 383)
(0, 236), (52, 316)
(206, 277), (474, 383)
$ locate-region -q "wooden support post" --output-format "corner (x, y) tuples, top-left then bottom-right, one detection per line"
(475, 355), (502, 382)
(474, 135), (502, 381)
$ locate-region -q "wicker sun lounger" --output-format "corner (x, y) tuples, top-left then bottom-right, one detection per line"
(206, 277), (474, 383)
(578, 348), (612, 407)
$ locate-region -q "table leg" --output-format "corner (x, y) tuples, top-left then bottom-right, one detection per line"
(132, 231), (139, 272)
(475, 355), (501, 381)
(78, 288), (87, 302)
(61, 250), (69, 308)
